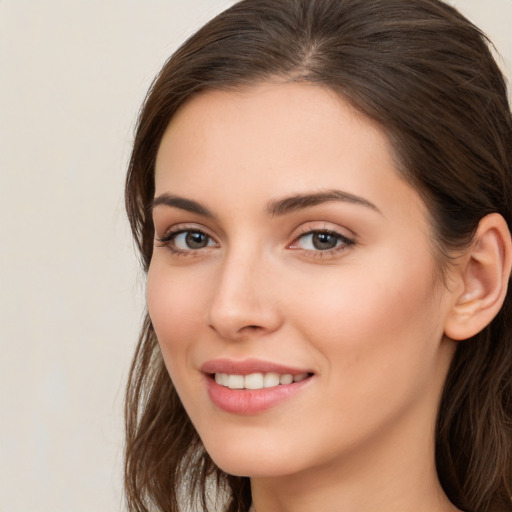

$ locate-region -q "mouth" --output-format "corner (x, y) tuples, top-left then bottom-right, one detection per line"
(201, 358), (314, 413)
(212, 371), (312, 390)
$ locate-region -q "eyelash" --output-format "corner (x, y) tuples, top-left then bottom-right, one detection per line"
(156, 226), (217, 257)
(289, 228), (355, 258)
(155, 226), (355, 258)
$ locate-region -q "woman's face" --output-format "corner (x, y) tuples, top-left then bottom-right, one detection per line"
(148, 83), (457, 479)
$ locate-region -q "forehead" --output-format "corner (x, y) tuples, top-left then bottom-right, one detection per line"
(154, 82), (427, 226)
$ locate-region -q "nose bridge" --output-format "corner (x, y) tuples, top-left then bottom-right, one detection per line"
(207, 241), (281, 339)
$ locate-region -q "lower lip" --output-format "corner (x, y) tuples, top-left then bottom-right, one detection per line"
(205, 375), (312, 414)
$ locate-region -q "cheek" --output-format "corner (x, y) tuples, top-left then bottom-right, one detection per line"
(282, 258), (447, 455)
(146, 262), (207, 365)
(146, 262), (216, 421)
(292, 253), (444, 388)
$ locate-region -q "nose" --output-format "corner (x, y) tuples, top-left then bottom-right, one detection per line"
(207, 249), (283, 341)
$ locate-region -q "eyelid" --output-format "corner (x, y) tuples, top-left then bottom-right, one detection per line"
(155, 223), (219, 256)
(156, 223), (216, 242)
(287, 223), (356, 256)
(289, 222), (356, 242)
(289, 231), (354, 249)
(154, 221), (355, 258)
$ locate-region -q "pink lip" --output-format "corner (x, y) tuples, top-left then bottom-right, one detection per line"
(200, 358), (312, 376)
(201, 358), (314, 415)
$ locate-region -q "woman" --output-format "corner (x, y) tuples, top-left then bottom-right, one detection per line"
(124, 1), (512, 511)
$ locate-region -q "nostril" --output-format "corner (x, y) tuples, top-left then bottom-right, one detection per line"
(241, 325), (265, 334)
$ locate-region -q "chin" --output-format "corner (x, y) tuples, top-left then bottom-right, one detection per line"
(200, 432), (314, 478)
(212, 456), (296, 478)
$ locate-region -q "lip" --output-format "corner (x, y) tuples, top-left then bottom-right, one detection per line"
(201, 358), (314, 414)
(200, 358), (312, 376)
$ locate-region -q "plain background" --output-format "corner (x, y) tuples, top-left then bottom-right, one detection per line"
(0, 1), (510, 511)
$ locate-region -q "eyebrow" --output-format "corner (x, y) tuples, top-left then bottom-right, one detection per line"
(151, 189), (381, 218)
(267, 189), (381, 216)
(151, 193), (214, 217)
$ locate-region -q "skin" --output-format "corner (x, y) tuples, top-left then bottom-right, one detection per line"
(148, 82), (464, 512)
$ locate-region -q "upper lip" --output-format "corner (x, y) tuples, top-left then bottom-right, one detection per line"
(200, 358), (313, 376)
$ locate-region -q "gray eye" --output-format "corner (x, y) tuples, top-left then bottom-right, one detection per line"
(186, 231), (209, 248)
(311, 232), (339, 250)
(174, 231), (214, 250)
(297, 232), (342, 251)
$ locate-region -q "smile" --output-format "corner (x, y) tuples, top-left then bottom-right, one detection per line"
(201, 359), (314, 413)
(214, 372), (310, 390)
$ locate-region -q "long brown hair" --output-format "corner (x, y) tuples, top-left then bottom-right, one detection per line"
(124, 1), (512, 511)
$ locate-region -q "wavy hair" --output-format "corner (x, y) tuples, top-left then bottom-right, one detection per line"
(124, 1), (512, 511)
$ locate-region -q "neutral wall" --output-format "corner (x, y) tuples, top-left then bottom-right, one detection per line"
(0, 1), (510, 511)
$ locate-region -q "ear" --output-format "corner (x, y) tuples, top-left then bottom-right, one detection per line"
(444, 213), (512, 341)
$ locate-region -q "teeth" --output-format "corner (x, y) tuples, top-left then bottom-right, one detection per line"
(244, 373), (264, 390)
(279, 374), (293, 385)
(214, 372), (310, 390)
(263, 372), (280, 388)
(228, 374), (244, 389)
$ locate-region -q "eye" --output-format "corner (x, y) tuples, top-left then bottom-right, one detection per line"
(291, 230), (354, 252)
(157, 228), (217, 253)
(174, 231), (214, 250)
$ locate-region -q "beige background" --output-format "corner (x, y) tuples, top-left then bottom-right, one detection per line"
(0, 1), (510, 511)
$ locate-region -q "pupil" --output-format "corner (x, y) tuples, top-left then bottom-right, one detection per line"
(313, 232), (337, 250)
(186, 232), (207, 248)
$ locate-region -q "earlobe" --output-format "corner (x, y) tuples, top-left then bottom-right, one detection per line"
(444, 213), (512, 341)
